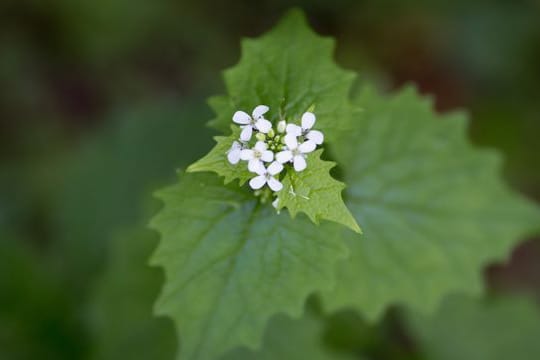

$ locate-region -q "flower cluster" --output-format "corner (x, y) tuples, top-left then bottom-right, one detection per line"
(227, 105), (324, 196)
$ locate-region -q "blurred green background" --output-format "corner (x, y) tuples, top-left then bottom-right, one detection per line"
(1, 0), (539, 359)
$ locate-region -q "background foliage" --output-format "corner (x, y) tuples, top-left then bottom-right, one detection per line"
(1, 0), (539, 359)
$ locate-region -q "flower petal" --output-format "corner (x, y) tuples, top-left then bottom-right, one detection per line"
(284, 134), (298, 149)
(268, 177), (283, 192)
(254, 141), (267, 152)
(252, 105), (269, 119)
(293, 155), (307, 172)
(248, 159), (264, 173)
(301, 112), (316, 130)
(299, 140), (316, 154)
(233, 111), (251, 125)
(240, 125), (253, 141)
(286, 124), (302, 137)
(227, 149), (241, 164)
(231, 141), (242, 150)
(240, 149), (254, 161)
(261, 150), (274, 162)
(306, 130), (324, 145)
(249, 175), (266, 190)
(276, 150), (293, 163)
(255, 118), (272, 133)
(267, 161), (283, 176)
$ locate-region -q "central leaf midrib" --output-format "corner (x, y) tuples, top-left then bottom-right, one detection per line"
(193, 200), (261, 359)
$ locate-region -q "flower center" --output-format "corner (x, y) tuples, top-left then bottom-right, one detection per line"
(254, 150), (262, 159)
(267, 134), (284, 152)
(292, 148), (301, 156)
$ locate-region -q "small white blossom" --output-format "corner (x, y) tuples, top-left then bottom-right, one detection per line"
(233, 105), (273, 141)
(249, 161), (284, 191)
(240, 141), (274, 173)
(275, 134), (316, 172)
(286, 112), (324, 145)
(227, 141), (243, 164)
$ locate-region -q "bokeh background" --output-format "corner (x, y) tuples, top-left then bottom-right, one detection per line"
(1, 0), (539, 359)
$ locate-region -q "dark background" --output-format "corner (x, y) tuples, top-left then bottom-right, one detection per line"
(1, 0), (539, 358)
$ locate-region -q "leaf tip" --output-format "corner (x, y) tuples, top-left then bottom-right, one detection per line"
(351, 222), (362, 234)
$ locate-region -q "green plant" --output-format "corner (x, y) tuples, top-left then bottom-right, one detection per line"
(149, 9), (540, 360)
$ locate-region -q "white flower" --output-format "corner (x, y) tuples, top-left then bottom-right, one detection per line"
(275, 134), (316, 172)
(227, 141), (243, 165)
(240, 141), (274, 172)
(249, 161), (284, 191)
(232, 105), (273, 141)
(286, 112), (324, 145)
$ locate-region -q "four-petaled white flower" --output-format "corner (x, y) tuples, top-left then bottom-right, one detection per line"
(227, 141), (243, 165)
(233, 105), (273, 141)
(240, 141), (274, 172)
(249, 161), (284, 191)
(286, 112), (324, 145)
(276, 134), (316, 172)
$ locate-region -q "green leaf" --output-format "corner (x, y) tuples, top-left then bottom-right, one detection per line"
(406, 294), (540, 360)
(207, 9), (357, 144)
(278, 150), (361, 233)
(89, 229), (176, 360)
(321, 86), (540, 319)
(222, 312), (355, 360)
(187, 127), (252, 186)
(150, 172), (348, 360)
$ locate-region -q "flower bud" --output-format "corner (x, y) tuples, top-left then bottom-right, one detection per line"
(272, 198), (280, 213)
(255, 132), (266, 142)
(277, 120), (287, 133)
(267, 129), (275, 138)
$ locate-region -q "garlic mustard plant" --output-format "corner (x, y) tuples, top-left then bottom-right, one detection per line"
(151, 12), (540, 360)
